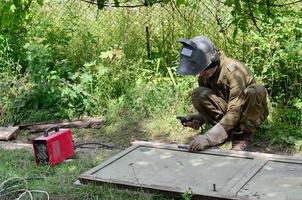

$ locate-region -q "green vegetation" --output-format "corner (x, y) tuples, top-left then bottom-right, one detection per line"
(1, 0), (300, 147)
(0, 147), (170, 200)
(0, 0), (301, 199)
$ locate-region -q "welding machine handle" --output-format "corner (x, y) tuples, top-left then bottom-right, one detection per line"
(44, 126), (60, 137)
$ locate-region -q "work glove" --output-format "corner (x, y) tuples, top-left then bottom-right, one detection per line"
(177, 113), (204, 130)
(188, 123), (228, 152)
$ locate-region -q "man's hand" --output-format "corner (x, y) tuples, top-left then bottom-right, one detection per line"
(188, 135), (209, 152)
(187, 123), (228, 152)
(177, 114), (204, 130)
(183, 119), (201, 130)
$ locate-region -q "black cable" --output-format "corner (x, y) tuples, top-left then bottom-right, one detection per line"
(74, 142), (124, 150)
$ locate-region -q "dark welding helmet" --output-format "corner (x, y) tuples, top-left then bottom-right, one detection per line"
(177, 36), (219, 75)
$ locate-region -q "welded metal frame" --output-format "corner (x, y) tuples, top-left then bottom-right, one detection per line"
(78, 141), (302, 200)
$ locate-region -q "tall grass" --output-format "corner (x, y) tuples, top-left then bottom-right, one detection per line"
(0, 0), (301, 147)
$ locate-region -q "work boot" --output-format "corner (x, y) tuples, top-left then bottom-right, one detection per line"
(229, 130), (251, 151)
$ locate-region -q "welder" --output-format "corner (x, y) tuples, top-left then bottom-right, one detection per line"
(177, 36), (268, 151)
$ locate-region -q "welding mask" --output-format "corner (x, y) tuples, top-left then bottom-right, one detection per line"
(177, 36), (219, 75)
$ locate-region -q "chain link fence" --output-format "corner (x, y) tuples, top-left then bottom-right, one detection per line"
(37, 0), (229, 61)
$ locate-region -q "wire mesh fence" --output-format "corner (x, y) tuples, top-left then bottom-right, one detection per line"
(36, 0), (230, 61)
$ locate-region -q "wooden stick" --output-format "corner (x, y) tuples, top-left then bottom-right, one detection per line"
(19, 118), (105, 133)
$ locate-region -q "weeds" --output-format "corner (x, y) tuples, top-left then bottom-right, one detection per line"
(0, 0), (301, 157)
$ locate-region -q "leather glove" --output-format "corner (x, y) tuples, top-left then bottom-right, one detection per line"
(188, 134), (209, 152)
(188, 123), (228, 152)
(177, 113), (204, 130)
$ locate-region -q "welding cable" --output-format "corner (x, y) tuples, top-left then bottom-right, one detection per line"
(74, 142), (124, 150)
(0, 177), (49, 200)
(0, 177), (27, 188)
(17, 190), (33, 200)
(0, 177), (28, 196)
(17, 189), (50, 200)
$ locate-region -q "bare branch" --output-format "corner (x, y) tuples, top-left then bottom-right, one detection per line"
(78, 0), (163, 8)
(255, 0), (302, 7)
(170, 0), (189, 22)
(247, 0), (263, 36)
(266, 0), (271, 16)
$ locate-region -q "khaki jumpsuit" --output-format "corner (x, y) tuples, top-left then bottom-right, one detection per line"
(191, 52), (268, 134)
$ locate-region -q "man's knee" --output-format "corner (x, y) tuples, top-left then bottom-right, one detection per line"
(191, 87), (213, 102)
(241, 83), (268, 132)
(244, 84), (267, 97)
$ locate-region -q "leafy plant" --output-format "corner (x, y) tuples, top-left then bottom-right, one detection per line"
(0, 0), (301, 150)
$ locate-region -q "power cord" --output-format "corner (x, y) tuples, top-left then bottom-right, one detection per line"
(0, 177), (49, 200)
(74, 142), (124, 150)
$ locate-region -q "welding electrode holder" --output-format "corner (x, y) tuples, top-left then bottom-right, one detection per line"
(44, 126), (60, 137)
(176, 116), (189, 126)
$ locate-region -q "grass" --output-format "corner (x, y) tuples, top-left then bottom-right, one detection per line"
(0, 0), (301, 199)
(0, 146), (170, 200)
(0, 114), (198, 200)
(0, 118), (208, 200)
(0, 114), (300, 200)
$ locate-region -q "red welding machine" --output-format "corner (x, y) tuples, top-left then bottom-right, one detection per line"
(33, 126), (74, 166)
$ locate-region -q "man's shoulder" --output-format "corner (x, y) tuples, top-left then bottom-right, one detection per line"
(219, 54), (255, 85)
(221, 56), (246, 72)
(221, 54), (251, 78)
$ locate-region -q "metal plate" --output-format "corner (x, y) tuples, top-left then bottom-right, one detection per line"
(79, 142), (302, 200)
(92, 146), (251, 193)
(238, 161), (302, 200)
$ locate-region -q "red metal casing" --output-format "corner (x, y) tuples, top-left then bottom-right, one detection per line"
(33, 128), (74, 166)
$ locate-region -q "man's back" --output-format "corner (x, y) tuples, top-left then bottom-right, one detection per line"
(198, 52), (256, 102)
